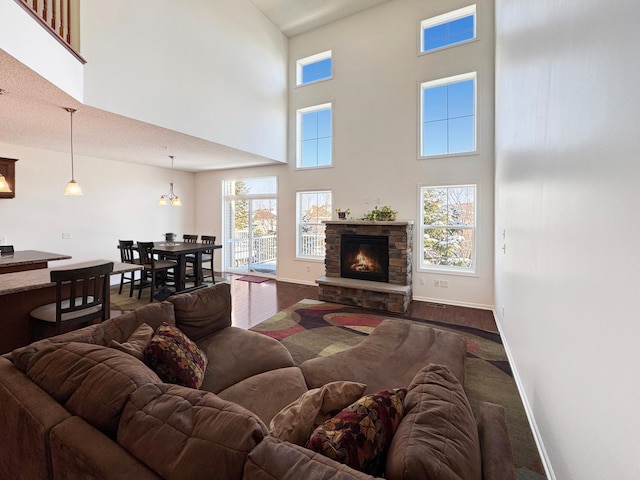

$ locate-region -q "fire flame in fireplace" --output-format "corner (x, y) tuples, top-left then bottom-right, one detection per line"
(351, 251), (380, 272)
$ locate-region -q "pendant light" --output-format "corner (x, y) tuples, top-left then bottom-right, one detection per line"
(63, 107), (82, 196)
(158, 155), (182, 206)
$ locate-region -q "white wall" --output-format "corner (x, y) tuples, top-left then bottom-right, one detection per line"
(0, 142), (195, 273)
(79, 0), (288, 162)
(495, 1), (640, 479)
(0, 0), (83, 100)
(196, 0), (495, 309)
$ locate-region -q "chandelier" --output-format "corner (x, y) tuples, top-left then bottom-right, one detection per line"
(158, 155), (182, 206)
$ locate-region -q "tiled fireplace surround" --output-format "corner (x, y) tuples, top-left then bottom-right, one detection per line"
(316, 221), (413, 313)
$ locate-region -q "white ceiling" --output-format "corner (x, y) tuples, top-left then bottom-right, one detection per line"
(0, 0), (393, 172)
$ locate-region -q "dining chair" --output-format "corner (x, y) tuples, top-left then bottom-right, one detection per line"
(200, 235), (217, 283)
(136, 241), (177, 302)
(0, 245), (14, 255)
(118, 240), (140, 297)
(183, 234), (198, 243)
(30, 261), (114, 339)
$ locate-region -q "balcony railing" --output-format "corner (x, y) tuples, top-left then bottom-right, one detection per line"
(16, 0), (85, 63)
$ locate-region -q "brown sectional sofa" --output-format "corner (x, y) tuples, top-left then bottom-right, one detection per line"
(0, 282), (515, 480)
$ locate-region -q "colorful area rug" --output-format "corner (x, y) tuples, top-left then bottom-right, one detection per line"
(236, 275), (270, 283)
(251, 299), (546, 479)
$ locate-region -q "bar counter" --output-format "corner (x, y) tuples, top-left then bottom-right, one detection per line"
(0, 250), (71, 274)
(0, 260), (143, 354)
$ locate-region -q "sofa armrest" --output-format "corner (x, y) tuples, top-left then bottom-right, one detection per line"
(244, 436), (381, 480)
(476, 402), (516, 480)
(49, 416), (160, 479)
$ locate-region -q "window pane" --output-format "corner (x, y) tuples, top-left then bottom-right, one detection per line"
(423, 85), (448, 122)
(301, 112), (318, 141)
(316, 108), (332, 138)
(317, 138), (332, 166)
(421, 185), (475, 271)
(448, 116), (474, 153)
(423, 120), (448, 156)
(298, 53), (333, 85)
(297, 191), (331, 258)
(423, 23), (447, 44)
(316, 58), (332, 80)
(448, 79), (474, 118)
(301, 140), (318, 167)
(447, 15), (474, 36)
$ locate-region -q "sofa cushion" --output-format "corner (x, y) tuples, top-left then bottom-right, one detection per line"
(217, 366), (309, 425)
(143, 323), (208, 389)
(168, 282), (232, 341)
(385, 364), (482, 480)
(118, 383), (268, 480)
(270, 381), (367, 446)
(306, 388), (407, 476)
(110, 323), (154, 361)
(12, 301), (175, 372)
(24, 342), (161, 438)
(197, 326), (295, 394)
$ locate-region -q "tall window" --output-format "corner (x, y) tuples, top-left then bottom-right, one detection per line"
(297, 50), (332, 86)
(420, 5), (476, 53)
(421, 72), (476, 157)
(297, 103), (332, 168)
(420, 185), (476, 272)
(296, 190), (332, 259)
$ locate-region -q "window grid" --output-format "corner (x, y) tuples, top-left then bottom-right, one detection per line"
(421, 73), (476, 157)
(297, 103), (332, 169)
(297, 191), (332, 259)
(420, 5), (476, 53)
(420, 185), (476, 272)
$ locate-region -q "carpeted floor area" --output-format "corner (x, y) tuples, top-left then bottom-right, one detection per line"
(250, 299), (547, 480)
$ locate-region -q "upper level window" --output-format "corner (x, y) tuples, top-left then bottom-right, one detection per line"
(297, 50), (332, 86)
(420, 5), (476, 53)
(297, 103), (332, 169)
(420, 72), (476, 157)
(296, 190), (332, 259)
(420, 184), (476, 273)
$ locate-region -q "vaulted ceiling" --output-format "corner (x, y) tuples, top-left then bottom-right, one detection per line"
(0, 0), (393, 172)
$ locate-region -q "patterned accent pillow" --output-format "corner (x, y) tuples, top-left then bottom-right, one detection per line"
(143, 323), (208, 389)
(306, 388), (407, 476)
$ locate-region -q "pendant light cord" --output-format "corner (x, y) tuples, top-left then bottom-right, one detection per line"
(65, 107), (77, 180)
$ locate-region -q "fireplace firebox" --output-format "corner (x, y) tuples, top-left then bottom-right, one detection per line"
(340, 234), (389, 283)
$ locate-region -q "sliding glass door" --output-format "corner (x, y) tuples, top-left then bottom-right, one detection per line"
(223, 177), (277, 275)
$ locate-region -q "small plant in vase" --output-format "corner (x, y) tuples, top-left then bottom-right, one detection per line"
(362, 205), (397, 221)
(335, 208), (351, 220)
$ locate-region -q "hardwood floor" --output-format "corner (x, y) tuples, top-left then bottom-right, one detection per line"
(223, 273), (498, 332)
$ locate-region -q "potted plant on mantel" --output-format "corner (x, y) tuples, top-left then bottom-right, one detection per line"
(362, 205), (397, 222)
(335, 208), (351, 220)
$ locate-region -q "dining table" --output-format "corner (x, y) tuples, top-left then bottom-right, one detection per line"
(152, 242), (222, 293)
(0, 250), (71, 274)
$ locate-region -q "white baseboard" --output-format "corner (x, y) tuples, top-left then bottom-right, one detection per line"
(412, 294), (493, 311)
(492, 309), (557, 480)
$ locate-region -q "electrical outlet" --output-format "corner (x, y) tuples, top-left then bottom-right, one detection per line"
(419, 277), (425, 286)
(434, 279), (440, 287)
(0, 235), (6, 245)
(62, 232), (72, 240)
(440, 280), (449, 288)
(306, 265), (311, 272)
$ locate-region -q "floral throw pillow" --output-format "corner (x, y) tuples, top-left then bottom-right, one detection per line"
(143, 323), (208, 389)
(306, 388), (407, 476)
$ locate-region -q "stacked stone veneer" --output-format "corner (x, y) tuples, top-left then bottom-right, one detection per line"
(317, 221), (413, 313)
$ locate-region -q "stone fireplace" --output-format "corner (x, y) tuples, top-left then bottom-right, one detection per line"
(316, 220), (413, 313)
